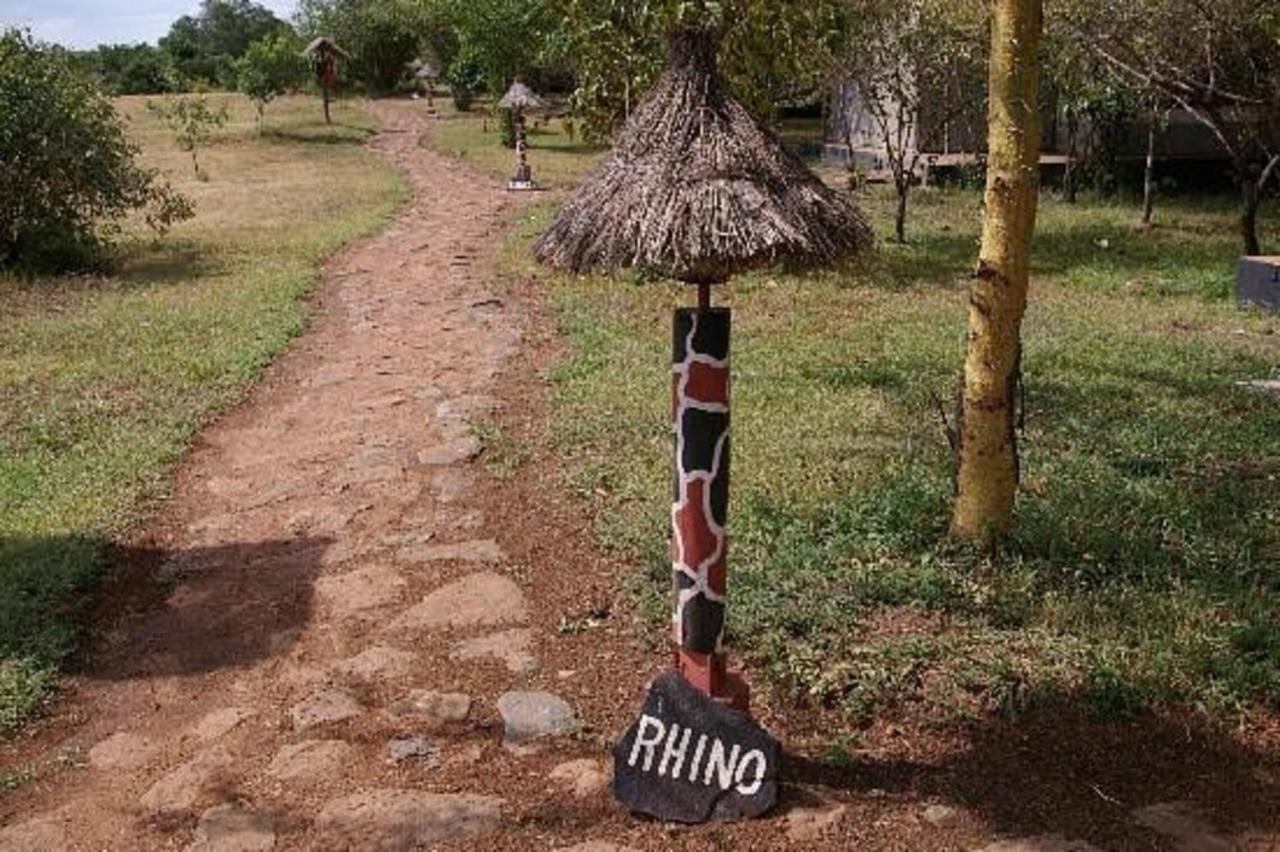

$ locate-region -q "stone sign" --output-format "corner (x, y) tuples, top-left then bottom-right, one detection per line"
(612, 671), (779, 823)
(1237, 256), (1280, 312)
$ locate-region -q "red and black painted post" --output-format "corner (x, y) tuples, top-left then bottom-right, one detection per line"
(671, 284), (749, 713)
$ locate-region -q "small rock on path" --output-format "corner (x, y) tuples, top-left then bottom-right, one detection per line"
(267, 739), (355, 782)
(402, 539), (505, 564)
(139, 747), (234, 815)
(288, 687), (362, 731)
(980, 836), (1102, 852)
(385, 690), (471, 726)
(391, 571), (528, 631)
(549, 759), (610, 798)
(88, 731), (158, 771)
(498, 691), (575, 753)
(785, 802), (847, 842)
(314, 789), (502, 851)
(189, 707), (254, 742)
(1132, 802), (1237, 852)
(334, 645), (417, 680)
(188, 804), (276, 852)
(450, 628), (538, 673)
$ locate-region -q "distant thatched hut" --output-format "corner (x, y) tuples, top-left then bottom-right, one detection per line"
(409, 58), (442, 107)
(534, 26), (872, 284)
(497, 79), (547, 113)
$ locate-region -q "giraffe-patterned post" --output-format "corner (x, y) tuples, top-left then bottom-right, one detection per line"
(671, 299), (749, 712)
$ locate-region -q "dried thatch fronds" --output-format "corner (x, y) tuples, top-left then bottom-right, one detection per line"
(498, 79), (547, 113)
(302, 37), (349, 59)
(534, 27), (872, 284)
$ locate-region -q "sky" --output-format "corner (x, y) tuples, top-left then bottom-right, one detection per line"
(0, 0), (298, 50)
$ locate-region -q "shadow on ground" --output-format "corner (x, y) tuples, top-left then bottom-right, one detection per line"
(784, 696), (1280, 847)
(73, 534), (333, 680)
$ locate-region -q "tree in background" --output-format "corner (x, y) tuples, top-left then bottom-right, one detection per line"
(84, 44), (182, 95)
(429, 0), (558, 101)
(296, 0), (430, 94)
(834, 0), (986, 242)
(0, 30), (192, 273)
(161, 0), (290, 88)
(544, 0), (664, 139)
(951, 0), (1044, 550)
(1040, 8), (1146, 205)
(1065, 0), (1280, 254)
(236, 34), (308, 131)
(548, 0), (846, 141)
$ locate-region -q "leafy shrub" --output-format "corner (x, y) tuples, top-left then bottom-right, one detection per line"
(0, 29), (193, 274)
(236, 33), (307, 131)
(447, 47), (486, 112)
(86, 43), (182, 95)
(146, 94), (230, 179)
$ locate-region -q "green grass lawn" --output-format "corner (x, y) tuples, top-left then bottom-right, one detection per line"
(442, 111), (1280, 729)
(0, 93), (404, 734)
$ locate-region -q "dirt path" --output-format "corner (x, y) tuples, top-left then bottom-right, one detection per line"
(2, 101), (1277, 852)
(0, 101), (610, 851)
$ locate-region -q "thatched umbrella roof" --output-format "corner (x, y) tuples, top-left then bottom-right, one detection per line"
(498, 79), (547, 112)
(409, 58), (441, 80)
(302, 36), (349, 58)
(533, 27), (872, 284)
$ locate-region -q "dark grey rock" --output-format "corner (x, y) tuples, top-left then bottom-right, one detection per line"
(612, 670), (779, 823)
(1237, 256), (1280, 312)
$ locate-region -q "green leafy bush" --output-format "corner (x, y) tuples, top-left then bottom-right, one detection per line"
(0, 29), (193, 274)
(236, 33), (308, 131)
(146, 94), (230, 179)
(447, 48), (486, 111)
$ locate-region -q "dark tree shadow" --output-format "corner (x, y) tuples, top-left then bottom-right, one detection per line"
(260, 124), (375, 146)
(783, 695), (1280, 847)
(70, 534), (332, 680)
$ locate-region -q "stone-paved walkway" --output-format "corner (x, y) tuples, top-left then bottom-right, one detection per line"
(0, 102), (606, 851)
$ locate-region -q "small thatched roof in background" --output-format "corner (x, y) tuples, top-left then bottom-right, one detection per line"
(302, 36), (349, 58)
(410, 58), (441, 80)
(534, 27), (872, 284)
(498, 79), (547, 112)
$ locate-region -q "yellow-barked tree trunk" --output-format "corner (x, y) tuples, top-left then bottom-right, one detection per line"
(951, 0), (1044, 550)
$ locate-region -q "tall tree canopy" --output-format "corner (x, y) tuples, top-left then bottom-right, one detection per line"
(160, 0), (290, 87)
(548, 0), (846, 140)
(297, 0), (439, 94)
